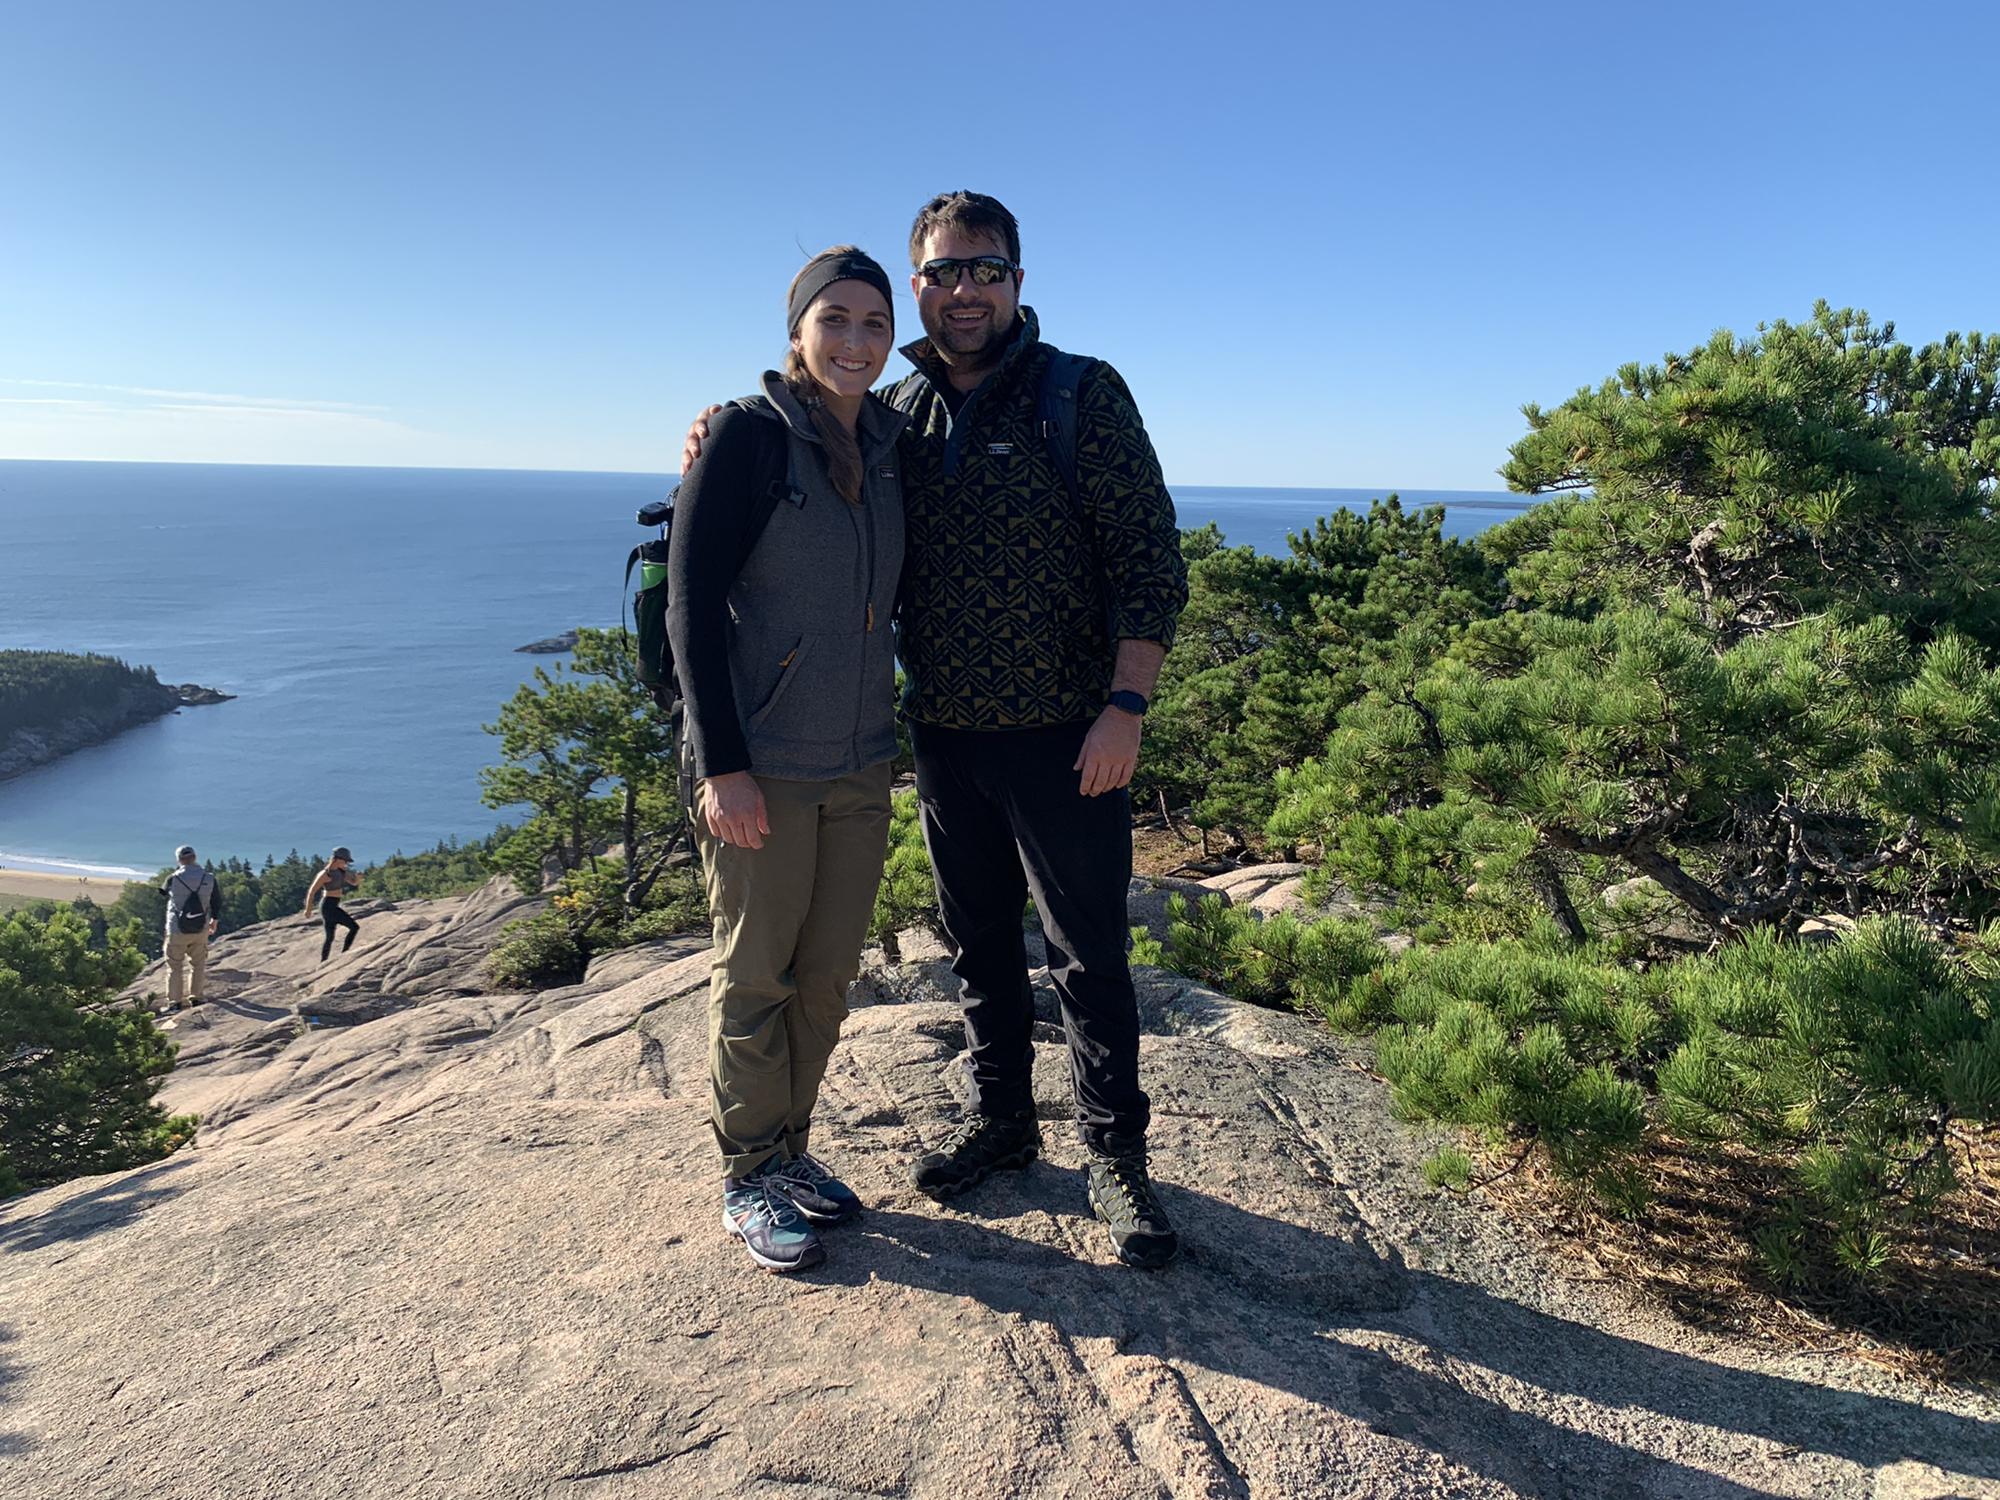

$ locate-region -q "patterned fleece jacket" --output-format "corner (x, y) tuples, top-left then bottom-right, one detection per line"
(884, 307), (1188, 730)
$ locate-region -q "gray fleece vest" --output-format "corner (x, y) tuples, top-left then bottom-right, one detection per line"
(725, 375), (907, 780)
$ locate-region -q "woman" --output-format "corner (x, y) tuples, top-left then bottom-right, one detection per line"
(303, 846), (363, 962)
(666, 247), (906, 1273)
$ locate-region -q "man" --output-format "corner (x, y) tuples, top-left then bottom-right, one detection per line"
(160, 844), (219, 1017)
(684, 192), (1188, 1269)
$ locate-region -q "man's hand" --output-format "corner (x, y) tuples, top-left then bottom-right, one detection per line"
(207, 919), (218, 936)
(701, 771), (771, 850)
(681, 405), (724, 477)
(1075, 707), (1142, 797)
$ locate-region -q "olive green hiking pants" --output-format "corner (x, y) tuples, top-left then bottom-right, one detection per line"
(696, 763), (892, 1180)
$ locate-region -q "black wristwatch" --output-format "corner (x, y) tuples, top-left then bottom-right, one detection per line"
(1107, 690), (1150, 717)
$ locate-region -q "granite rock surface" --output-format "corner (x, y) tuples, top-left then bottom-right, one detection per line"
(2, 880), (1995, 1498)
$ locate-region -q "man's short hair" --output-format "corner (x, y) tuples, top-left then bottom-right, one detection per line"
(908, 191), (1021, 267)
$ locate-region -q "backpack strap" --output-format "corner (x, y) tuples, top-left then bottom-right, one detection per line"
(1036, 348), (1111, 632)
(880, 372), (930, 418)
(1037, 349), (1095, 535)
(735, 417), (797, 578)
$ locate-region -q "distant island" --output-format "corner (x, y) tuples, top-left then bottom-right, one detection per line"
(514, 629), (580, 654)
(0, 650), (233, 781)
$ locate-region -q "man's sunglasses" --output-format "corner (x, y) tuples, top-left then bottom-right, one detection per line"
(918, 255), (1019, 289)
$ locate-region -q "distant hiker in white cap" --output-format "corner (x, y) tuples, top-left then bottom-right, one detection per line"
(303, 847), (364, 962)
(160, 845), (219, 1015)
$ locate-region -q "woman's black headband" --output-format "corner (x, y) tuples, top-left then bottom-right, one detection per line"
(788, 251), (894, 335)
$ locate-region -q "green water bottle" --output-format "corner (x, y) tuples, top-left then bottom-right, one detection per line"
(638, 539), (669, 590)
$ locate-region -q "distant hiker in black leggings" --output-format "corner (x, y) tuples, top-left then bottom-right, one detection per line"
(303, 847), (363, 961)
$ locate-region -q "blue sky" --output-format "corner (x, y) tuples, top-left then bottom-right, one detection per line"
(2, 1), (1994, 489)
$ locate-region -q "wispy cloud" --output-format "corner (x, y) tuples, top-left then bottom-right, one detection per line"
(0, 378), (388, 414)
(149, 402), (405, 424)
(0, 376), (449, 466)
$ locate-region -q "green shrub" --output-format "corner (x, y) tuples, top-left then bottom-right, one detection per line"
(0, 910), (194, 1196)
(1158, 893), (1386, 1014)
(870, 791), (940, 957)
(486, 910), (587, 990)
(1660, 918), (2000, 1276)
(1366, 936), (1667, 1190)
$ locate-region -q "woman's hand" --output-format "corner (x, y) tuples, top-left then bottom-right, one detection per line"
(700, 771), (770, 850)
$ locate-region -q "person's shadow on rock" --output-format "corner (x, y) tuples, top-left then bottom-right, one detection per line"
(814, 1176), (2000, 1498)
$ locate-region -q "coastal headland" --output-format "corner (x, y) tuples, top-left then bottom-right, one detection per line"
(0, 649), (232, 784)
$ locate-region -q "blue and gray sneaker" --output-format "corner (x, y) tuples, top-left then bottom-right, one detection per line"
(769, 1152), (863, 1225)
(722, 1162), (825, 1273)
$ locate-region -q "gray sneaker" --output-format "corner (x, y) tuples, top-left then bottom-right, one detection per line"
(1086, 1153), (1179, 1270)
(721, 1162), (825, 1273)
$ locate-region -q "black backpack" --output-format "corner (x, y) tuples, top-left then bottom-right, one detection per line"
(170, 870), (208, 933)
(626, 416), (795, 711)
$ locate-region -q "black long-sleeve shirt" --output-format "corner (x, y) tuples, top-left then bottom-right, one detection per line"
(664, 405), (775, 779)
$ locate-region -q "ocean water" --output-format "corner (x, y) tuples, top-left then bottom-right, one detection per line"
(0, 461), (1531, 875)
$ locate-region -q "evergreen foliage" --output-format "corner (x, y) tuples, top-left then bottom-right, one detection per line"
(1138, 502), (1505, 847)
(0, 909), (193, 1197)
(869, 791), (940, 959)
(0, 650), (163, 737)
(1276, 304), (2000, 942)
(480, 627), (705, 988)
(1154, 304), (2000, 1294)
(1150, 893), (1384, 1011)
(1661, 920), (2000, 1281)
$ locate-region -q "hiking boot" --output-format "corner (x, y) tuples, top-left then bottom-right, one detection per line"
(910, 1114), (1040, 1199)
(769, 1152), (863, 1225)
(1086, 1152), (1180, 1270)
(721, 1163), (825, 1273)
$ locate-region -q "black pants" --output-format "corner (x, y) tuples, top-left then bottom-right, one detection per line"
(911, 719), (1149, 1158)
(320, 899), (360, 960)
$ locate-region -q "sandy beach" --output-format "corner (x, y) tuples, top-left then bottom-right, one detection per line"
(0, 867), (135, 904)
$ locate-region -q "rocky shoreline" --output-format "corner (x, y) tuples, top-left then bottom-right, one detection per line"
(0, 680), (234, 782)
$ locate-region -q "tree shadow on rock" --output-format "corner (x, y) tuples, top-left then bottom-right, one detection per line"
(0, 1157), (192, 1255)
(822, 1180), (2000, 1497)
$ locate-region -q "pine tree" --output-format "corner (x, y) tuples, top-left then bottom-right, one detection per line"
(1276, 305), (2000, 942)
(0, 910), (189, 1196)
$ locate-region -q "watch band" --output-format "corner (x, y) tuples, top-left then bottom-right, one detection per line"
(1108, 689), (1150, 717)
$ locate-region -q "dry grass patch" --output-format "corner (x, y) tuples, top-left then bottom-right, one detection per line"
(1476, 1125), (2000, 1386)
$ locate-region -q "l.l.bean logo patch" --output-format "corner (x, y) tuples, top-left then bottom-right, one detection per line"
(986, 443), (1015, 456)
